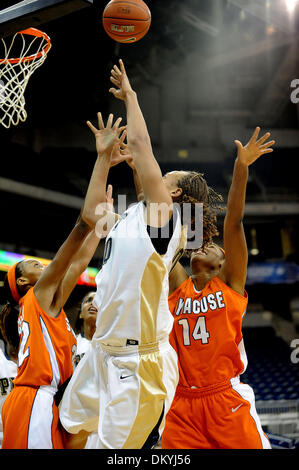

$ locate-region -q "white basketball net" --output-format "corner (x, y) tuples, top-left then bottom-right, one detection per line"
(0, 28), (51, 129)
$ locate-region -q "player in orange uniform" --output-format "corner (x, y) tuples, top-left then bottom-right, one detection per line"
(1, 115), (125, 449)
(161, 127), (274, 449)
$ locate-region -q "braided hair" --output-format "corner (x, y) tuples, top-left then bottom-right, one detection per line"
(0, 262), (23, 351)
(175, 171), (224, 255)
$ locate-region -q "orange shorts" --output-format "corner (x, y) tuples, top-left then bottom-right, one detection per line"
(161, 379), (271, 449)
(2, 385), (66, 449)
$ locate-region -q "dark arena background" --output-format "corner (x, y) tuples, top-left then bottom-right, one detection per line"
(0, 0), (298, 451)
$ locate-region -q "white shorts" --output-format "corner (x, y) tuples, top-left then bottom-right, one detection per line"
(59, 338), (179, 449)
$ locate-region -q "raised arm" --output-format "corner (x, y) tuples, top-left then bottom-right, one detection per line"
(34, 215), (92, 315)
(59, 184), (114, 306)
(33, 116), (124, 316)
(110, 135), (144, 202)
(169, 261), (189, 296)
(218, 127), (275, 295)
(60, 180), (118, 305)
(58, 230), (100, 307)
(109, 59), (172, 226)
(82, 113), (125, 228)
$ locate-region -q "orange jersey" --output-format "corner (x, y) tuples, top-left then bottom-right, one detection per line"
(168, 276), (248, 388)
(14, 287), (76, 389)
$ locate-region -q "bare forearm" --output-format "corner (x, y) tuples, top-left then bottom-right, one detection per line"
(124, 91), (160, 177)
(34, 216), (91, 302)
(60, 231), (100, 305)
(69, 230), (99, 269)
(82, 155), (110, 227)
(226, 158), (248, 223)
(124, 91), (170, 206)
(124, 90), (152, 147)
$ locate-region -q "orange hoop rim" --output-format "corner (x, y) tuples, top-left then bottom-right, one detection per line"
(0, 27), (51, 65)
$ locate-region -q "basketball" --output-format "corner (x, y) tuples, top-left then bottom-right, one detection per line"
(102, 0), (151, 44)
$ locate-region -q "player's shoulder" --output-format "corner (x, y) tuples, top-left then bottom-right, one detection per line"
(212, 276), (248, 301)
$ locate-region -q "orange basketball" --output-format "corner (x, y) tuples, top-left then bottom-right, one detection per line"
(102, 0), (151, 44)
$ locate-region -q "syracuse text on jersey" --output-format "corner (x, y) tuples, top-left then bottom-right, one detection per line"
(174, 290), (225, 316)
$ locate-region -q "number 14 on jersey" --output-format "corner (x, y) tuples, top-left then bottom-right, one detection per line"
(178, 317), (210, 346)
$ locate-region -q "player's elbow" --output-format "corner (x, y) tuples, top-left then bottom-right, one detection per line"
(225, 207), (244, 224)
(224, 214), (244, 229)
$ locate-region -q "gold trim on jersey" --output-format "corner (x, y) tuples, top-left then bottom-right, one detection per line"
(121, 224), (186, 448)
(122, 350), (165, 449)
(139, 252), (167, 345)
(121, 253), (167, 448)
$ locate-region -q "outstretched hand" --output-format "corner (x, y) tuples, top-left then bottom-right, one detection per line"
(235, 127), (275, 166)
(110, 129), (136, 170)
(87, 112), (126, 157)
(109, 59), (134, 101)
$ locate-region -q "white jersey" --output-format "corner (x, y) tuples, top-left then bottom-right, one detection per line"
(72, 334), (100, 449)
(0, 347), (17, 447)
(60, 202), (186, 448)
(93, 202), (185, 347)
(74, 333), (91, 365)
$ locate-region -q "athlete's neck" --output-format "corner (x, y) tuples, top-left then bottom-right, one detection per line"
(191, 272), (214, 291)
(83, 323), (96, 341)
(5, 343), (18, 364)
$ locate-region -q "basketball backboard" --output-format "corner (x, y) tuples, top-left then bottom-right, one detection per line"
(0, 0), (95, 38)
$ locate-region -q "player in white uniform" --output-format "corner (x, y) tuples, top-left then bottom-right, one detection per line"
(72, 291), (101, 449)
(60, 60), (221, 449)
(74, 291), (97, 366)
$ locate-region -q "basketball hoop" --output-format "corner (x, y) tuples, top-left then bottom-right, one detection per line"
(0, 27), (51, 129)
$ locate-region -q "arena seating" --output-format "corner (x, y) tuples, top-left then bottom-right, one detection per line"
(242, 327), (299, 402)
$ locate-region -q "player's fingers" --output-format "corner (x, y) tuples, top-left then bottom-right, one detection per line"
(249, 126), (260, 144)
(109, 87), (118, 96)
(119, 59), (126, 74)
(113, 117), (123, 130)
(117, 126), (127, 137)
(119, 129), (127, 144)
(110, 76), (120, 87)
(106, 184), (113, 198)
(234, 140), (243, 150)
(97, 112), (105, 130)
(111, 155), (127, 167)
(110, 75), (120, 85)
(114, 63), (122, 75)
(106, 113), (114, 129)
(120, 140), (128, 149)
(256, 132), (271, 146)
(111, 69), (119, 79)
(86, 120), (98, 134)
(110, 74), (119, 81)
(260, 140), (275, 149)
(261, 148), (274, 155)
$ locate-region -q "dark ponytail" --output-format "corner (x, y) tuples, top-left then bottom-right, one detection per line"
(0, 262), (23, 351)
